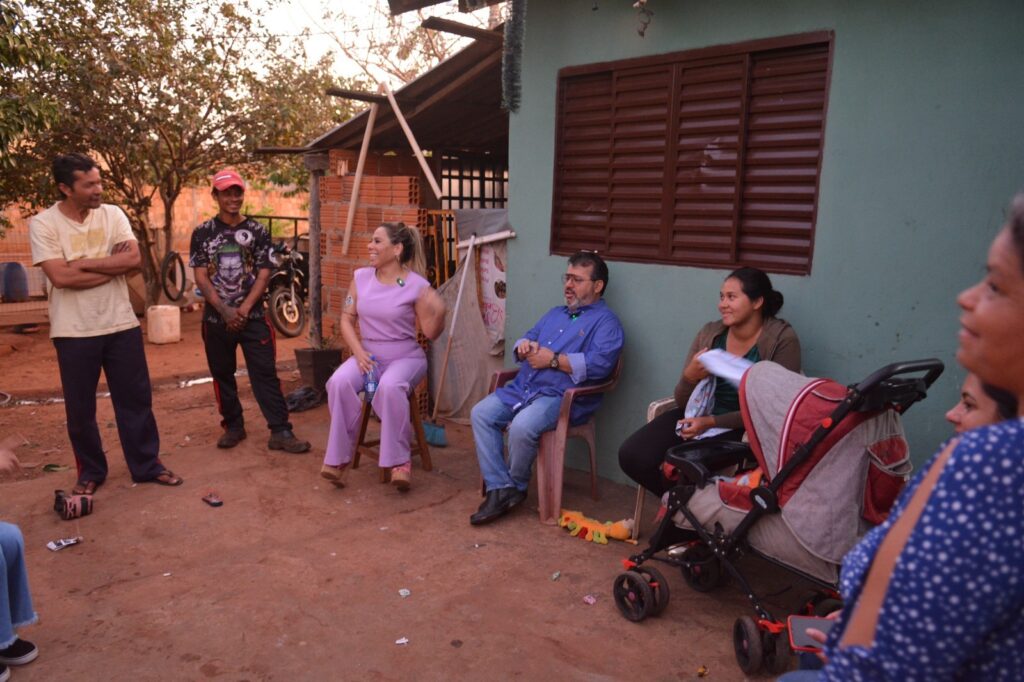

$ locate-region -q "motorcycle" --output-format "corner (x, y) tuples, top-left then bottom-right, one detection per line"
(267, 240), (308, 337)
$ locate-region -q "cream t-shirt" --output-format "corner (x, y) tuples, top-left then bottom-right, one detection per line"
(29, 203), (140, 338)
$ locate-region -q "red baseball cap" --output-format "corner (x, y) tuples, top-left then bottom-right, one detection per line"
(211, 168), (245, 191)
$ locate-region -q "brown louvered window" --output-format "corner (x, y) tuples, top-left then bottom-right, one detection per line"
(551, 31), (833, 275)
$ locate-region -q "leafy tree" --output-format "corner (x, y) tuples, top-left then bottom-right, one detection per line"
(0, 0), (61, 235)
(2, 0), (355, 302)
(321, 2), (503, 84)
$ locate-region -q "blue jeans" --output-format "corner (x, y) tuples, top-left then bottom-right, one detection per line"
(471, 393), (562, 492)
(0, 523), (36, 648)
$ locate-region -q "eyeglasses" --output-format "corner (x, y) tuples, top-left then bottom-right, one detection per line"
(562, 274), (595, 285)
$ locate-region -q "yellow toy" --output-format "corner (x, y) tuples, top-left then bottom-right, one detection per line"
(559, 509), (634, 544)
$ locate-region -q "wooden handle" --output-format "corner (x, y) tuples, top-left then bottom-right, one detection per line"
(430, 234), (476, 421)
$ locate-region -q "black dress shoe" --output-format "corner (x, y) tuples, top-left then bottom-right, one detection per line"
(470, 487), (525, 525)
(504, 487), (527, 511)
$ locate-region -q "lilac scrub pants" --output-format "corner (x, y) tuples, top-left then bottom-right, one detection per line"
(323, 338), (426, 468)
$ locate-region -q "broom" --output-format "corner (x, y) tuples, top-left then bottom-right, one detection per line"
(423, 234), (476, 446)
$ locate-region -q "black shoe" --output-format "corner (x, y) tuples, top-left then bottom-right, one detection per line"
(216, 429), (247, 449)
(268, 429), (311, 453)
(470, 487), (526, 525)
(0, 638), (38, 665)
(504, 487), (527, 512)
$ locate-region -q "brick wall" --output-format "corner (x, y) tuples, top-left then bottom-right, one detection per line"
(319, 149), (427, 344)
(1, 185), (307, 267)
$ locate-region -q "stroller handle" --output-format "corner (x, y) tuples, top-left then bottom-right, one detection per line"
(852, 358), (945, 395)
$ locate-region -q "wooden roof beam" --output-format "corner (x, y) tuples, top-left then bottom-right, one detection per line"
(255, 146), (309, 155)
(326, 88), (388, 104)
(421, 16), (503, 43)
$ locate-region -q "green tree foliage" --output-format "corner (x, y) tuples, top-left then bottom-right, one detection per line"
(0, 0), (61, 233)
(323, 3), (502, 84)
(2, 0), (356, 301)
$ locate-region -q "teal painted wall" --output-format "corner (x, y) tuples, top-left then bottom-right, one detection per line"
(505, 0), (1024, 479)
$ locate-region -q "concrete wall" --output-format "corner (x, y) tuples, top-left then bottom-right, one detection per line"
(507, 0), (1024, 476)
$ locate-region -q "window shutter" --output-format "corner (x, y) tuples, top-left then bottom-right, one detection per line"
(738, 44), (829, 273)
(552, 73), (613, 253)
(671, 57), (747, 267)
(552, 32), (832, 275)
(606, 65), (673, 260)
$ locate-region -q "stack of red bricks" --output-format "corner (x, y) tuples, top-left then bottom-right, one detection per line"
(319, 150), (427, 342)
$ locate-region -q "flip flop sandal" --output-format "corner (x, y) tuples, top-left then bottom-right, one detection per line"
(152, 470), (183, 486)
(202, 492), (223, 507)
(72, 480), (99, 495)
(53, 489), (94, 520)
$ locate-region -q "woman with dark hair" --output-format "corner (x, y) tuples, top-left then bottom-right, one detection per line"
(781, 194), (1024, 680)
(618, 267), (801, 495)
(946, 373), (1018, 433)
(320, 222), (445, 492)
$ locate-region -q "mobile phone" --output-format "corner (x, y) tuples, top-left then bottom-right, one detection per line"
(787, 615), (835, 652)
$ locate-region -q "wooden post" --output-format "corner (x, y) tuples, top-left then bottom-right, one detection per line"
(381, 81), (444, 201)
(303, 152), (330, 347)
(342, 87), (382, 255)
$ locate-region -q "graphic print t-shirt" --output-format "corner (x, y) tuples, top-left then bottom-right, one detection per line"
(188, 216), (272, 323)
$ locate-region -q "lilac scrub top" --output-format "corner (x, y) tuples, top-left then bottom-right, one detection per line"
(353, 267), (429, 343)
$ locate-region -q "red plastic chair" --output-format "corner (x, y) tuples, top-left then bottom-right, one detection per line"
(486, 355), (623, 524)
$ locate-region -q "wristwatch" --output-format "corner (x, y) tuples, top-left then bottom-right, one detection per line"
(549, 353), (560, 369)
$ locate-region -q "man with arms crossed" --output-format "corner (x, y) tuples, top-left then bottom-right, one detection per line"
(29, 153), (182, 494)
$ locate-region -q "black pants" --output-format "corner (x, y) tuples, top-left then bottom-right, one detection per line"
(202, 316), (291, 433)
(618, 407), (742, 496)
(53, 326), (164, 484)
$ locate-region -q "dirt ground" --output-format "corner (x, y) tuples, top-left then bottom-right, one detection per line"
(0, 310), (810, 681)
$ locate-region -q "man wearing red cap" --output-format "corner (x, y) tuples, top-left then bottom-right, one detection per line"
(188, 168), (310, 453)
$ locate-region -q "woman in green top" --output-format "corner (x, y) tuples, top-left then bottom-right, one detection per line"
(618, 267), (801, 495)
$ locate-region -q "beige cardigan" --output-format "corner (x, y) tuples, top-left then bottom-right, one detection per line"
(673, 317), (802, 430)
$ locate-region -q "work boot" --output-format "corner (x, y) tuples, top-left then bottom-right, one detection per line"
(217, 429), (247, 449)
(268, 429), (311, 453)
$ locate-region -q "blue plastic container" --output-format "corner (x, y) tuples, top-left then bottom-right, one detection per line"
(1, 262), (29, 303)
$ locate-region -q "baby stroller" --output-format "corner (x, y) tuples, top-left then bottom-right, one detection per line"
(612, 359), (944, 676)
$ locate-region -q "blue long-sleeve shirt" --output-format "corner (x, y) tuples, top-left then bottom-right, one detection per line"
(495, 298), (624, 425)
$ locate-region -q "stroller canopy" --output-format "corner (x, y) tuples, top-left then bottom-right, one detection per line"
(736, 362), (910, 564)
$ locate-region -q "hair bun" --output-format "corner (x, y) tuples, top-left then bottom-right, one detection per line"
(765, 289), (784, 317)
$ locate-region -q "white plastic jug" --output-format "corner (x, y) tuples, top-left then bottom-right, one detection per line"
(146, 305), (181, 344)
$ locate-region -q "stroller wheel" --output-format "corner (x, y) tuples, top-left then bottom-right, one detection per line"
(733, 616), (764, 675)
(680, 545), (725, 593)
(763, 629), (793, 675)
(636, 565), (670, 616)
(612, 571), (655, 622)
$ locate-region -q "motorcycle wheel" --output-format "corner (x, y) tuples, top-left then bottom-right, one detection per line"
(268, 286), (306, 337)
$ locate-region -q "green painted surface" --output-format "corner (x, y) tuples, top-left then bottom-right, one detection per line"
(505, 0), (1024, 480)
